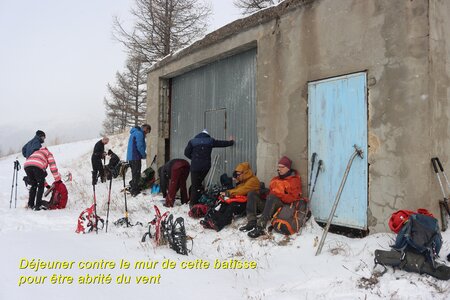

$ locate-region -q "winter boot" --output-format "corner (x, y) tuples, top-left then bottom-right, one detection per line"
(248, 225), (265, 238)
(239, 220), (256, 232)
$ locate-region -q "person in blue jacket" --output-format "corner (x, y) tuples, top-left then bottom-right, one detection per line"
(22, 130), (46, 158)
(184, 129), (234, 207)
(127, 124), (151, 196)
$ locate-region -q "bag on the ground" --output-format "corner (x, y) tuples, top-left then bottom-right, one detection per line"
(374, 249), (450, 280)
(388, 208), (434, 233)
(271, 199), (308, 235)
(392, 213), (442, 267)
(138, 167), (156, 190)
(47, 181), (68, 210)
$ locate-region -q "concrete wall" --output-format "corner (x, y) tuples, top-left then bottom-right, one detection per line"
(147, 0), (446, 233)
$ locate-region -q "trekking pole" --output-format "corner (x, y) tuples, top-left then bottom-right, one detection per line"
(14, 160), (20, 208)
(206, 154), (220, 189)
(299, 159), (322, 235)
(92, 184), (98, 234)
(431, 158), (450, 216)
(10, 160), (17, 209)
(308, 153), (317, 197)
(434, 157), (450, 195)
(105, 177), (112, 233)
(123, 167), (129, 227)
(316, 145), (363, 256)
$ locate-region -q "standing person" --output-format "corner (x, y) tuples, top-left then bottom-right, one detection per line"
(127, 124), (151, 196)
(184, 129), (234, 207)
(239, 156), (302, 238)
(22, 130), (46, 158)
(23, 147), (61, 211)
(91, 137), (109, 185)
(158, 159), (190, 207)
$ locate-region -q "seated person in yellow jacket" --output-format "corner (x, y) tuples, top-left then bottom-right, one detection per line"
(201, 162), (260, 231)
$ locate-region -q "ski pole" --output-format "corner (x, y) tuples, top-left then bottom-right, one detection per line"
(105, 177), (112, 233)
(10, 161), (16, 209)
(309, 160), (323, 202)
(434, 157), (450, 193)
(316, 145), (363, 256)
(93, 184), (98, 234)
(123, 166), (129, 227)
(299, 159), (322, 235)
(14, 160), (20, 208)
(308, 153), (317, 198)
(431, 158), (450, 215)
(206, 154), (220, 190)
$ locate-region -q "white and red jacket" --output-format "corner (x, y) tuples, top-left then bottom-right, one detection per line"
(24, 147), (61, 181)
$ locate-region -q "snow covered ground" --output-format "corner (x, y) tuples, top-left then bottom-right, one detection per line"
(0, 134), (449, 300)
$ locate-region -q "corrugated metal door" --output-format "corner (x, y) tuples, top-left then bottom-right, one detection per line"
(308, 72), (368, 229)
(171, 49), (257, 183)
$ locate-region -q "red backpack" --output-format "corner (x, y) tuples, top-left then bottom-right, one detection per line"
(48, 181), (68, 209)
(388, 208), (434, 233)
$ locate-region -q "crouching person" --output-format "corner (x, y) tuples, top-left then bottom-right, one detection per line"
(240, 156), (302, 238)
(23, 147), (62, 211)
(158, 159), (190, 207)
(202, 162), (260, 231)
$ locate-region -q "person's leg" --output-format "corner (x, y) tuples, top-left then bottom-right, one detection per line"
(239, 191), (262, 231)
(91, 157), (100, 185)
(257, 194), (284, 228)
(129, 160), (142, 195)
(166, 166), (182, 207)
(179, 165), (190, 204)
(248, 194), (283, 238)
(25, 167), (37, 208)
(189, 169), (209, 206)
(33, 168), (47, 209)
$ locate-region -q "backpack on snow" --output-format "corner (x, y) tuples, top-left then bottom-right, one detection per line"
(46, 181), (68, 209)
(271, 199), (308, 235)
(392, 213), (442, 267)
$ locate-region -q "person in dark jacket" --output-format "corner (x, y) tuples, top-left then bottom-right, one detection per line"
(91, 137), (109, 185)
(127, 124), (151, 196)
(158, 159), (190, 207)
(105, 149), (121, 180)
(22, 130), (46, 158)
(184, 129), (234, 207)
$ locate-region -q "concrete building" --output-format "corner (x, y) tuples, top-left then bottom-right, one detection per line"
(145, 0), (450, 233)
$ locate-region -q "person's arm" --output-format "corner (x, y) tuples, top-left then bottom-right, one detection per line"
(212, 139), (234, 148)
(47, 151), (61, 182)
(136, 132), (147, 159)
(184, 141), (193, 159)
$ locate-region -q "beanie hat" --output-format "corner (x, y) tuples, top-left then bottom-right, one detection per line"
(36, 130), (46, 138)
(278, 156), (292, 169)
(201, 129), (209, 135)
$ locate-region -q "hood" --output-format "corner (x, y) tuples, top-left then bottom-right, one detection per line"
(194, 132), (210, 139)
(130, 126), (141, 135)
(235, 162), (254, 182)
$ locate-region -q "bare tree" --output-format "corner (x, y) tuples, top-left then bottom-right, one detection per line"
(113, 0), (211, 66)
(103, 55), (148, 134)
(234, 0), (282, 15)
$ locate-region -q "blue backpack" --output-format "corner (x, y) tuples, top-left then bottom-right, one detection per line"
(392, 213), (442, 267)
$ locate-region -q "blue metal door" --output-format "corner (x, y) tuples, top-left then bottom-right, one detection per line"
(308, 72), (368, 229)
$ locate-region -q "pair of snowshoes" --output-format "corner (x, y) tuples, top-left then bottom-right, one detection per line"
(374, 249), (450, 280)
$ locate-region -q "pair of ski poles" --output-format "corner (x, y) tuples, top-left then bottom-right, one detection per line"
(10, 159), (21, 209)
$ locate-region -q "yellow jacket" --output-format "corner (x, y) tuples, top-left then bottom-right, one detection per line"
(227, 162), (260, 197)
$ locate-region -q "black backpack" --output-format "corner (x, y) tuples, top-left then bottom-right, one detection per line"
(392, 213), (442, 267)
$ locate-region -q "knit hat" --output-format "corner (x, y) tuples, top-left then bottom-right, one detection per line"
(36, 130), (46, 138)
(278, 156), (292, 169)
(201, 129), (209, 135)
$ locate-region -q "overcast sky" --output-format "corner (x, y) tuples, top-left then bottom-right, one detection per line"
(0, 0), (241, 155)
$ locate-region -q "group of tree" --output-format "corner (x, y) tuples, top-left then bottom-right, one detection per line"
(102, 0), (280, 135)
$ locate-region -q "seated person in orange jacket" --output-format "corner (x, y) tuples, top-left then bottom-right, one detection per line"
(202, 162), (260, 231)
(239, 156), (302, 238)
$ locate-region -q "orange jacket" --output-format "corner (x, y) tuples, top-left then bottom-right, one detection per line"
(227, 162), (260, 197)
(269, 170), (302, 204)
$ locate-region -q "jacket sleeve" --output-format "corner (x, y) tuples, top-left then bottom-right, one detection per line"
(212, 139), (234, 148)
(22, 144), (27, 158)
(136, 132), (147, 159)
(47, 151), (61, 182)
(269, 176), (302, 204)
(93, 141), (104, 158)
(184, 141), (193, 159)
(227, 176), (260, 197)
